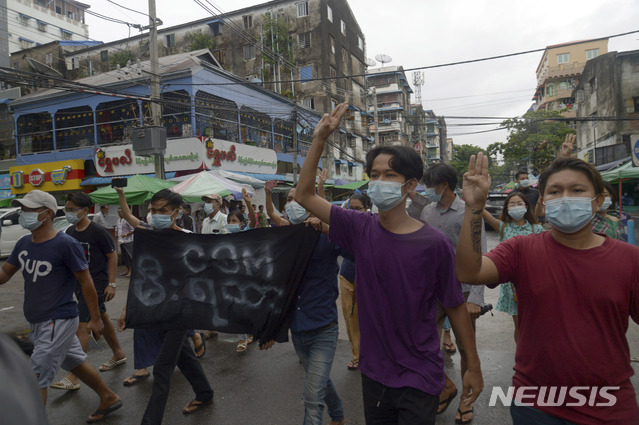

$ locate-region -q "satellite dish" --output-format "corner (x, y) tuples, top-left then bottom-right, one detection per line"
(366, 58), (377, 67)
(25, 58), (63, 77)
(375, 54), (392, 66)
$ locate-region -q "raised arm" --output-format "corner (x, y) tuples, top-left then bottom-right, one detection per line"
(265, 186), (289, 227)
(295, 103), (349, 224)
(242, 188), (257, 229)
(115, 187), (141, 228)
(456, 153), (500, 285)
(481, 209), (501, 232)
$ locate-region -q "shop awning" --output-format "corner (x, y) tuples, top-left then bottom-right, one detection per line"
(229, 172), (294, 183)
(276, 152), (323, 168)
(596, 156), (631, 172)
(334, 159), (347, 165)
(334, 180), (368, 190)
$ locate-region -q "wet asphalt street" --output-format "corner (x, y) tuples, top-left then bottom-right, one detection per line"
(1, 229), (639, 425)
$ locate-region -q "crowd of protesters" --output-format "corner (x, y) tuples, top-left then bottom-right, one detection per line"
(1, 103), (638, 425)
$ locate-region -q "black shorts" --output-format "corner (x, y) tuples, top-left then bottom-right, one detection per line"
(75, 280), (108, 322)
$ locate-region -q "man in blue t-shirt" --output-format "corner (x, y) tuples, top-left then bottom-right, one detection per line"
(0, 190), (122, 423)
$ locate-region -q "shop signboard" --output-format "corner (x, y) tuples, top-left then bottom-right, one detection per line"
(10, 160), (85, 194)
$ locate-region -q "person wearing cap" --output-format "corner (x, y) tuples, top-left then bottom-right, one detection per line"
(0, 190), (122, 423)
(201, 193), (228, 234)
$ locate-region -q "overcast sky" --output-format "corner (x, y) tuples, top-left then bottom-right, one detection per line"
(85, 0), (639, 150)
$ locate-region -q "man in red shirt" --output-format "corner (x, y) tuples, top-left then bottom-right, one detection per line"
(456, 154), (639, 424)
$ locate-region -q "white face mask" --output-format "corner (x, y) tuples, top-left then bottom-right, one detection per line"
(367, 180), (408, 212)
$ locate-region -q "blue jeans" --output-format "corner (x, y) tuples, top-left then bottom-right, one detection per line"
(291, 323), (344, 425)
(511, 404), (578, 425)
(443, 317), (451, 331)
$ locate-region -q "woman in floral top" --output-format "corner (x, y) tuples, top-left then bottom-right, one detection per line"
(591, 181), (624, 240)
(482, 191), (544, 342)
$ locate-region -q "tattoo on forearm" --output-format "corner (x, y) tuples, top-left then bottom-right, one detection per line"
(470, 212), (483, 261)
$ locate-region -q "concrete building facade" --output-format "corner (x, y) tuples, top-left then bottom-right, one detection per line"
(4, 0), (89, 60)
(532, 39), (608, 118)
(573, 50), (639, 165)
(366, 65), (413, 146)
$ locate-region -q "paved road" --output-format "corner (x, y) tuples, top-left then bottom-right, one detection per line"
(1, 230), (639, 424)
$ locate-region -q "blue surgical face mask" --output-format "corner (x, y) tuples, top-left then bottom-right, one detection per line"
(19, 211), (45, 231)
(152, 213), (174, 229)
(600, 197), (612, 212)
(544, 196), (596, 234)
(204, 203), (214, 215)
(368, 180), (407, 212)
(286, 201), (309, 225)
(178, 210), (184, 217)
(508, 206), (527, 221)
(65, 211), (81, 225)
(227, 223), (241, 233)
(424, 186), (442, 203)
(519, 179), (530, 188)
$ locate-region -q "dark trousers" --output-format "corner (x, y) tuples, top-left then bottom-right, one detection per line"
(140, 329), (213, 425)
(361, 373), (438, 425)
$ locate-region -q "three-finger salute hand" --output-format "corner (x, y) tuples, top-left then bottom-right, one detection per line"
(313, 102), (349, 140)
(463, 152), (491, 210)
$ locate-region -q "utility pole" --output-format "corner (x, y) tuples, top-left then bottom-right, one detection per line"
(372, 87), (379, 146)
(148, 0), (165, 179)
(292, 101), (298, 184)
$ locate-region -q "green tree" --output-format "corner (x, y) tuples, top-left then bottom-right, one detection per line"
(109, 51), (134, 70)
(261, 15), (293, 81)
(450, 143), (487, 188)
(499, 109), (575, 174)
(188, 32), (215, 52)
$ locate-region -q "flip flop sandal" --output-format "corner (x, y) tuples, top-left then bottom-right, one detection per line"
(236, 340), (248, 353)
(347, 360), (359, 370)
(455, 408), (474, 424)
(443, 342), (457, 354)
(99, 357), (127, 371)
(193, 333), (206, 358)
(183, 399), (212, 414)
(87, 400), (123, 423)
(50, 378), (80, 391)
(437, 388), (458, 415)
(123, 373), (150, 386)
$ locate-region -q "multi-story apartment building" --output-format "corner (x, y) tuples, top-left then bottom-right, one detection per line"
(52, 0), (368, 177)
(366, 65), (413, 146)
(531, 39), (608, 118)
(573, 50), (639, 165)
(3, 0), (89, 62)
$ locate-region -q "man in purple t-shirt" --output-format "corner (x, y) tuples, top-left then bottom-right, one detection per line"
(294, 103), (483, 424)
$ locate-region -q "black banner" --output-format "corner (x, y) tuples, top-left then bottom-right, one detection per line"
(125, 225), (320, 343)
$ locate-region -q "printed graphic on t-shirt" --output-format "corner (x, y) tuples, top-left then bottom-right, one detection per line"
(18, 250), (52, 283)
(79, 242), (90, 263)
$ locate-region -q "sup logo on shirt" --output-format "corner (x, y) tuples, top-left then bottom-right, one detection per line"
(18, 251), (52, 283)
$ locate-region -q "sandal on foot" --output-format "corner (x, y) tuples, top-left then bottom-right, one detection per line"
(236, 340), (248, 353)
(455, 407), (474, 424)
(183, 399), (212, 414)
(437, 388), (458, 415)
(50, 378), (80, 391)
(193, 333), (206, 358)
(123, 373), (150, 386)
(347, 360), (359, 370)
(246, 335), (254, 344)
(86, 400), (122, 423)
(443, 342), (457, 353)
(99, 357), (127, 371)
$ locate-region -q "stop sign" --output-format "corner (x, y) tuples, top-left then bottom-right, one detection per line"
(28, 169), (45, 187)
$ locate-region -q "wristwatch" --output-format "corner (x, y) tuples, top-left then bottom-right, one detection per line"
(108, 282), (117, 288)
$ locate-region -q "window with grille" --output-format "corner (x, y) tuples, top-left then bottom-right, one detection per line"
(301, 98), (315, 109)
(298, 32), (311, 49)
(297, 2), (309, 17)
(300, 66), (313, 82)
(243, 45), (255, 60)
(243, 15), (253, 29)
(327, 5), (333, 22)
(166, 33), (175, 47)
(557, 53), (569, 64)
(341, 20), (346, 35)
